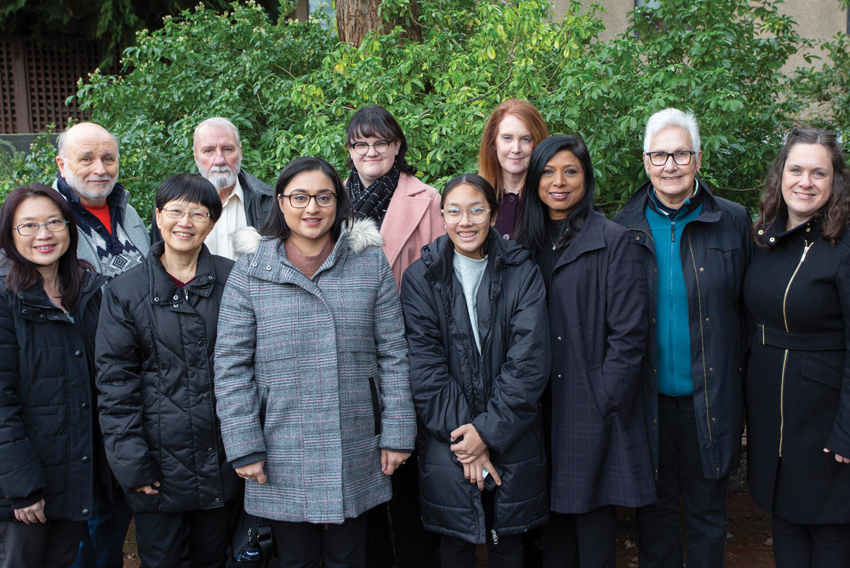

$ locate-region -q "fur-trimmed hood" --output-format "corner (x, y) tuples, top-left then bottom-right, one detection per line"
(231, 218), (384, 258)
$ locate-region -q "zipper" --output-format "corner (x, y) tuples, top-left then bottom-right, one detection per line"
(687, 231), (712, 441)
(671, 219), (676, 243)
(491, 529), (499, 545)
(184, 289), (189, 301)
(779, 240), (813, 457)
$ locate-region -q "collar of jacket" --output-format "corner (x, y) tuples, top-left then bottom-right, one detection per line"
(419, 228), (530, 282)
(237, 170), (275, 198)
(15, 270), (106, 321)
(229, 218), (383, 284)
(758, 215), (821, 248)
(618, 178), (723, 230)
(147, 241), (218, 305)
(552, 205), (608, 271)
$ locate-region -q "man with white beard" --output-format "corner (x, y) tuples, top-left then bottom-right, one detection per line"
(151, 117), (274, 260)
(53, 122), (150, 278)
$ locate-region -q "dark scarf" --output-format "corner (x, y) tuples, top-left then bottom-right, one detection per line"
(346, 162), (402, 228)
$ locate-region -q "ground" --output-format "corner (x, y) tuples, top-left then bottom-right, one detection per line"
(119, 492), (776, 567)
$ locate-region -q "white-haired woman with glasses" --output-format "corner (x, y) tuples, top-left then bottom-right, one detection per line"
(95, 173), (241, 568)
(400, 174), (551, 568)
(0, 185), (108, 568)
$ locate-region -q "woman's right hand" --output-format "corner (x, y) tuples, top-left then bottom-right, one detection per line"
(461, 450), (502, 491)
(236, 460), (268, 484)
(135, 480), (160, 495)
(14, 499), (46, 524)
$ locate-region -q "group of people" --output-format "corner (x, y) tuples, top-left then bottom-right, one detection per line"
(0, 100), (847, 568)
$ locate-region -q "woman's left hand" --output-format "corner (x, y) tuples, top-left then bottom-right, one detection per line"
(382, 449), (410, 476)
(824, 448), (850, 463)
(450, 424), (487, 462)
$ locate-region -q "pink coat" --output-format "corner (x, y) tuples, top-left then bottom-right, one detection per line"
(380, 174), (445, 289)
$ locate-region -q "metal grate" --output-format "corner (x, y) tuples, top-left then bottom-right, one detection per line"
(0, 38), (103, 134)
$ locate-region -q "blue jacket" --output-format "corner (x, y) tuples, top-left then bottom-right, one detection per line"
(612, 180), (750, 479)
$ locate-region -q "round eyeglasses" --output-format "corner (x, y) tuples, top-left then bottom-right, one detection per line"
(646, 151), (696, 166)
(442, 207), (490, 225)
(281, 192), (337, 208)
(161, 207), (211, 223)
(15, 219), (69, 236)
(349, 140), (393, 155)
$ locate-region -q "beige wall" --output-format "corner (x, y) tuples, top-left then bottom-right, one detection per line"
(551, 0), (847, 65)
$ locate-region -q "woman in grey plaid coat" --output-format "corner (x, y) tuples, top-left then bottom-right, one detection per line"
(214, 157), (417, 568)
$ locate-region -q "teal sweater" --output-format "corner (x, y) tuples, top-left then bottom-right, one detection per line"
(645, 192), (702, 397)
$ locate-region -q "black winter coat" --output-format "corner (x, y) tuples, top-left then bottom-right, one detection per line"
(543, 207), (656, 513)
(744, 218), (850, 524)
(96, 242), (240, 513)
(0, 270), (108, 521)
(612, 180), (750, 479)
(400, 231), (551, 544)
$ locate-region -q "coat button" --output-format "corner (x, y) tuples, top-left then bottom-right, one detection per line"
(39, 314), (45, 319)
(557, 374), (562, 378)
(266, 266), (271, 270)
(635, 236), (640, 241)
(173, 294), (179, 300)
(757, 230), (764, 235)
(208, 447), (214, 452)
(82, 508), (90, 516)
(652, 419), (657, 424)
(252, 262), (258, 267)
(215, 498), (221, 503)
(82, 402), (89, 410)
(705, 317), (709, 322)
(208, 275), (214, 279)
(82, 456), (90, 464)
(653, 369), (657, 374)
(709, 367), (713, 372)
(198, 339), (204, 346)
(203, 393), (209, 399)
(699, 267), (704, 272)
(653, 268), (657, 274)
(557, 336), (562, 341)
(173, 304), (179, 308)
(769, 237), (775, 243)
(154, 297), (159, 302)
(75, 350), (82, 357)
(650, 318), (656, 324)
(21, 309), (27, 314)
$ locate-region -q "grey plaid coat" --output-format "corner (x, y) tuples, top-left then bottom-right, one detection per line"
(215, 219), (416, 523)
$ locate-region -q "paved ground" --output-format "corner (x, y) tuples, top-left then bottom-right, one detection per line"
(120, 491), (776, 567)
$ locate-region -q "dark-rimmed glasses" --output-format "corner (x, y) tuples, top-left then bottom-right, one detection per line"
(442, 207), (490, 225)
(646, 151), (696, 166)
(349, 140), (392, 155)
(15, 219), (69, 236)
(281, 192), (337, 208)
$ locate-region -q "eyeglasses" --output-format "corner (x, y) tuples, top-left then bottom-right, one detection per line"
(15, 219), (69, 236)
(442, 207), (490, 225)
(349, 140), (393, 155)
(161, 207), (211, 223)
(646, 151), (696, 166)
(281, 192), (337, 208)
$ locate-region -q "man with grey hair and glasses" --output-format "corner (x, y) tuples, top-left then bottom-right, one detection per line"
(613, 108), (750, 568)
(151, 117), (274, 259)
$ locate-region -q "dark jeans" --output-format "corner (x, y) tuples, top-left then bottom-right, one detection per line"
(772, 514), (850, 568)
(637, 395), (730, 568)
(72, 483), (133, 568)
(134, 503), (237, 568)
(272, 511), (369, 568)
(542, 506), (616, 568)
(0, 518), (84, 568)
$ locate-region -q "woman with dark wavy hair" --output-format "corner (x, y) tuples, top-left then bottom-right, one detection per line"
(0, 184), (108, 568)
(744, 128), (850, 568)
(516, 135), (655, 568)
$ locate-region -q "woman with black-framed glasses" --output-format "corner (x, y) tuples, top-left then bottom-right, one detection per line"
(95, 173), (241, 568)
(0, 184), (109, 568)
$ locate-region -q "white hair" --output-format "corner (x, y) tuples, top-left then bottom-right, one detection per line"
(56, 124), (120, 159)
(643, 108), (701, 154)
(193, 117), (241, 151)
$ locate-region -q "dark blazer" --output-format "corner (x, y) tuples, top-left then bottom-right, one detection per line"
(612, 180), (751, 479)
(0, 270), (108, 521)
(744, 218), (850, 524)
(544, 206), (656, 513)
(96, 242), (240, 513)
(150, 170), (275, 244)
(400, 231), (551, 544)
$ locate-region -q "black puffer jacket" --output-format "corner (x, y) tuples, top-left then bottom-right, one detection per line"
(0, 270), (108, 521)
(96, 242), (240, 513)
(400, 231), (551, 544)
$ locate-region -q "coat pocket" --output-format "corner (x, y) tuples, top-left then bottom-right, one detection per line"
(800, 355), (843, 390)
(368, 377), (382, 436)
(587, 365), (614, 420)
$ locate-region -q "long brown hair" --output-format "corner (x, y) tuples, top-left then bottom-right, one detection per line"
(0, 184), (92, 309)
(754, 128), (850, 246)
(477, 99), (549, 201)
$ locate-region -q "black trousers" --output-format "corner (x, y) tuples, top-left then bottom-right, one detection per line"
(134, 503), (237, 568)
(637, 395), (730, 568)
(542, 506), (616, 568)
(439, 489), (523, 568)
(772, 514), (850, 568)
(273, 511), (369, 568)
(0, 518), (84, 568)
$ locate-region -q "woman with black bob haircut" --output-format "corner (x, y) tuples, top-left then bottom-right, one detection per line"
(744, 128), (850, 567)
(516, 135), (655, 568)
(400, 173), (551, 567)
(96, 173), (240, 568)
(0, 185), (108, 568)
(216, 156), (416, 568)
